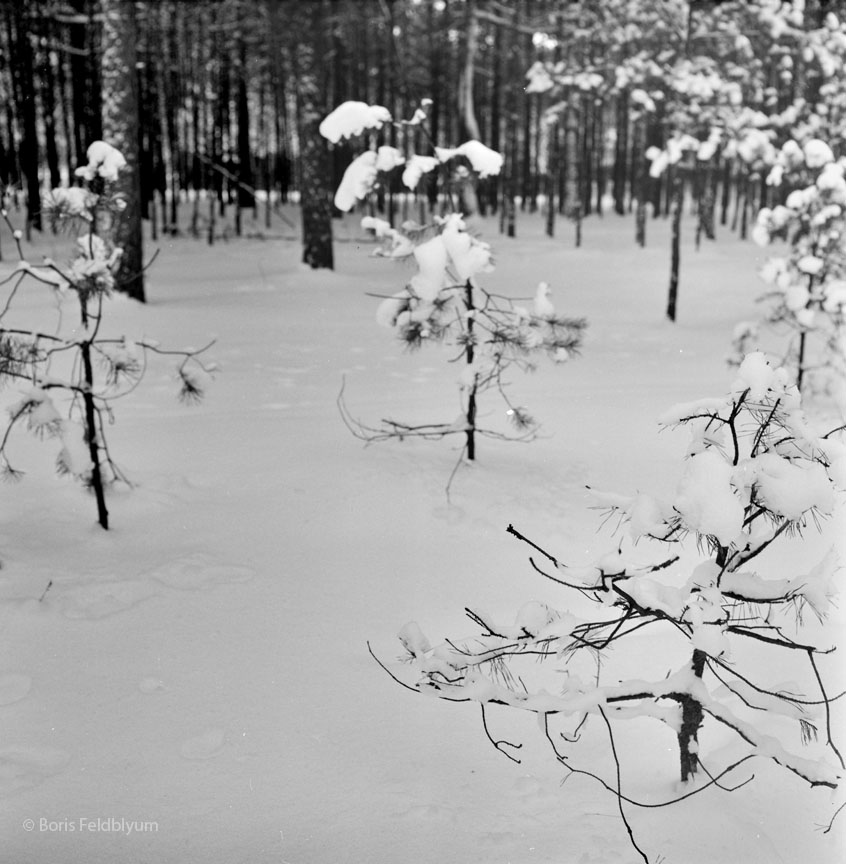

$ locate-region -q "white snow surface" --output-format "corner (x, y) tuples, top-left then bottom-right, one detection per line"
(0, 210), (843, 864)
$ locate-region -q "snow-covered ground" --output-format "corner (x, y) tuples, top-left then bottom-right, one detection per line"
(1, 206), (843, 863)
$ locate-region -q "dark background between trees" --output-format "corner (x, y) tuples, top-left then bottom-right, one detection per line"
(2, 0), (846, 281)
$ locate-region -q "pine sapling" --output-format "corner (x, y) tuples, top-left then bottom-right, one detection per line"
(321, 100), (587, 465)
(374, 352), (844, 862)
(0, 141), (215, 528)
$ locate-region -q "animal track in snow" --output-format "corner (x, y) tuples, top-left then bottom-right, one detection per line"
(0, 746), (70, 796)
(0, 674), (32, 706)
(180, 728), (226, 760)
(145, 552), (254, 591)
(138, 677), (165, 694)
(46, 554), (253, 620)
(58, 579), (162, 620)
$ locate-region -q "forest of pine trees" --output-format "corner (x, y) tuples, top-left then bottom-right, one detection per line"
(2, 0), (846, 258)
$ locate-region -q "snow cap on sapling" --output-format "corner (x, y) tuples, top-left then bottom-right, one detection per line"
(75, 141), (127, 182)
(674, 450), (745, 546)
(334, 151), (379, 211)
(375, 292), (410, 328)
(402, 155), (439, 190)
(803, 138), (835, 169)
(749, 452), (834, 521)
(318, 101), (392, 143)
(410, 235), (449, 301)
(398, 621), (431, 658)
(361, 216), (393, 238)
(375, 146), (404, 172)
(732, 352), (790, 401)
(434, 141), (504, 178)
(440, 214), (494, 281)
(533, 282), (555, 319)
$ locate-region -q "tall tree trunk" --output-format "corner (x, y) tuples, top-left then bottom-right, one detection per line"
(236, 23), (255, 211)
(10, 3), (42, 233)
(613, 92), (628, 216)
(564, 97), (582, 247)
(633, 117), (647, 247)
(295, 2), (333, 269)
(100, 0), (145, 301)
(459, 0), (481, 141)
(544, 118), (558, 238)
(501, 2), (520, 238)
(37, 18), (62, 191)
(70, 0), (102, 163)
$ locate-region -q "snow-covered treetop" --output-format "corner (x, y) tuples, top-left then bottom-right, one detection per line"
(644, 352), (844, 552)
(321, 101), (504, 212)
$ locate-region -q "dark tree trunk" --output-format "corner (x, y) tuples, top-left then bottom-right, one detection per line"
(501, 2), (520, 238)
(100, 0), (145, 301)
(633, 118), (646, 247)
(10, 3), (42, 232)
(545, 119), (558, 238)
(69, 0), (102, 153)
(295, 2), (333, 269)
(236, 31), (255, 210)
(564, 97), (582, 247)
(613, 92), (628, 215)
(581, 95), (593, 217)
(37, 20), (62, 191)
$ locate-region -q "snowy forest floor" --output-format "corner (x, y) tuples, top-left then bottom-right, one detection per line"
(0, 204), (844, 864)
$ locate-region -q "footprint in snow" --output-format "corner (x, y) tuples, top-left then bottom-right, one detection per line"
(0, 674), (32, 706)
(146, 552), (254, 592)
(138, 677), (165, 694)
(180, 728), (226, 760)
(0, 746), (71, 796)
(58, 579), (162, 620)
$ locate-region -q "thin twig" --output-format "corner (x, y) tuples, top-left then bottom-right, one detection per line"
(807, 648), (846, 770)
(598, 706), (650, 863)
(480, 703), (522, 763)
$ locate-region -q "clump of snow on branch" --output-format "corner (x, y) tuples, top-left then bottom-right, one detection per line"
(434, 141), (504, 178)
(318, 101), (392, 143)
(74, 140), (127, 183)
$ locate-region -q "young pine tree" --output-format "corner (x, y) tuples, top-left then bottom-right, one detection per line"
(321, 100), (587, 465)
(0, 141), (215, 528)
(376, 353), (844, 861)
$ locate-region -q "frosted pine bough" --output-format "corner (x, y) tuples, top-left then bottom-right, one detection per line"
(0, 141), (215, 529)
(377, 353), (844, 860)
(322, 100), (586, 464)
